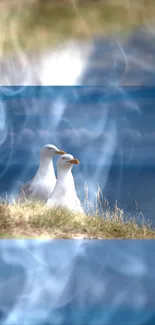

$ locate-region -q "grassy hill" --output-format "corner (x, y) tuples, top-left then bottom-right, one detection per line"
(0, 201), (154, 239)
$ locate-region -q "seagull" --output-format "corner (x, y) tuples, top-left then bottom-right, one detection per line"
(46, 153), (84, 214)
(17, 144), (65, 203)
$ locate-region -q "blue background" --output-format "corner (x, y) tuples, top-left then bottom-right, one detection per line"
(0, 86), (155, 223)
(0, 240), (155, 325)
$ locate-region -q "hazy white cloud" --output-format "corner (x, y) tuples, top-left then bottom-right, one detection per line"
(21, 128), (34, 138)
(122, 128), (142, 142)
(6, 127), (155, 158)
(143, 132), (155, 144)
(8, 131), (15, 138)
(37, 129), (51, 139)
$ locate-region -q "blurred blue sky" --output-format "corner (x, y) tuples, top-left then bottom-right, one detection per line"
(0, 86), (155, 166)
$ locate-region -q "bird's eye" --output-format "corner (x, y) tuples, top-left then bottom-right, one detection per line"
(61, 157), (66, 160)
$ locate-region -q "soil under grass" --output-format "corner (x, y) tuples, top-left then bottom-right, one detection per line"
(0, 202), (154, 239)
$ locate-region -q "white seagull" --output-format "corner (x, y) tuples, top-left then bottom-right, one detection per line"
(17, 144), (65, 203)
(46, 153), (84, 214)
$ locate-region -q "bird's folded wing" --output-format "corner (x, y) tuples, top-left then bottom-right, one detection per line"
(17, 180), (33, 202)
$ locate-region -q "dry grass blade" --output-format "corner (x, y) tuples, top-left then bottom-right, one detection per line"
(0, 198), (154, 239)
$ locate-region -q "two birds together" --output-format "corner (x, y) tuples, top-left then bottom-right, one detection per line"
(17, 144), (84, 214)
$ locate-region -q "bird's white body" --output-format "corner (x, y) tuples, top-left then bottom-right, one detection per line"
(46, 154), (84, 214)
(22, 160), (56, 202)
(17, 144), (65, 203)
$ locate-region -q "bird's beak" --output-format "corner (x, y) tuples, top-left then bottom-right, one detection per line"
(68, 158), (80, 165)
(55, 150), (66, 155)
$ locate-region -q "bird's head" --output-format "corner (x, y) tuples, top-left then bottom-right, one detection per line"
(57, 153), (80, 171)
(41, 144), (65, 159)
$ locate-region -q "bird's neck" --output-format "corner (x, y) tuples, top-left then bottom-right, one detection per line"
(58, 167), (72, 179)
(38, 157), (55, 177)
(57, 168), (75, 191)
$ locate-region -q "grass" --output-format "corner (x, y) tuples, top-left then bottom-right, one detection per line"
(0, 0), (155, 54)
(0, 198), (154, 239)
